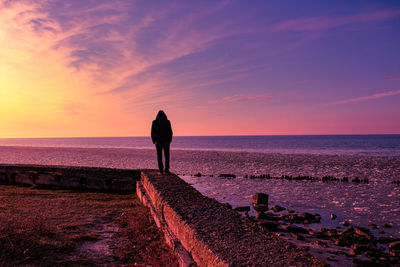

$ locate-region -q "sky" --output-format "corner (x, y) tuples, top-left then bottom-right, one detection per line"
(1, 0), (400, 137)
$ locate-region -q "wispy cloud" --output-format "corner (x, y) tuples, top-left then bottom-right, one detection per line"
(382, 75), (400, 81)
(209, 93), (276, 104)
(331, 89), (400, 105)
(271, 9), (400, 32)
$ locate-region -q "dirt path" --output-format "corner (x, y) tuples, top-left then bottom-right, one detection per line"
(63, 214), (122, 266)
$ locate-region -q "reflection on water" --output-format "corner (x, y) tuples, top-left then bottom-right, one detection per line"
(181, 175), (400, 237)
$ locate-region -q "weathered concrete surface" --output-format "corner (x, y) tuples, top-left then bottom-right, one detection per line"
(0, 164), (140, 192)
(137, 181), (196, 267)
(140, 170), (327, 266)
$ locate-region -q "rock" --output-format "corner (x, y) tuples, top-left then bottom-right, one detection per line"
(291, 233), (305, 240)
(218, 173), (236, 178)
(349, 248), (359, 255)
(338, 226), (375, 246)
(194, 173), (202, 177)
(389, 241), (400, 251)
(368, 223), (377, 229)
(351, 243), (375, 254)
(300, 212), (321, 223)
(253, 204), (268, 212)
(281, 224), (309, 234)
(222, 203), (232, 209)
(252, 193), (268, 212)
(334, 239), (345, 247)
(252, 193), (269, 212)
(234, 206), (250, 212)
(313, 240), (328, 248)
(256, 212), (268, 220)
(326, 257), (338, 262)
(271, 205), (285, 212)
(259, 220), (279, 230)
(300, 212), (314, 220)
(257, 212), (279, 221)
(379, 237), (400, 244)
(340, 221), (350, 227)
(353, 226), (373, 241)
(330, 213), (337, 220)
(382, 223), (392, 228)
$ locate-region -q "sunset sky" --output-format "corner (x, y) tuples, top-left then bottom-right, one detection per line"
(1, 0), (400, 137)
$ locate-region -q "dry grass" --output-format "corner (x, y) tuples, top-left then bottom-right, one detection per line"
(115, 205), (178, 266)
(0, 185), (178, 266)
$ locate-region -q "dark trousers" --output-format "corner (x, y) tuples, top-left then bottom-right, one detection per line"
(156, 143), (170, 173)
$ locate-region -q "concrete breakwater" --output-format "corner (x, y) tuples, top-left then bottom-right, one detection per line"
(138, 170), (324, 266)
(0, 164), (140, 191)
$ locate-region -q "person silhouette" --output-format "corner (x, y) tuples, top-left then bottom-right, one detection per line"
(151, 110), (173, 175)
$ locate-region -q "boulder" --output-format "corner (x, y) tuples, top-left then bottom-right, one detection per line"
(300, 212), (321, 223)
(271, 205), (285, 212)
(222, 203), (232, 209)
(290, 233), (305, 240)
(339, 226), (375, 245)
(330, 213), (337, 220)
(259, 220), (279, 230)
(313, 240), (328, 248)
(382, 223), (392, 228)
(252, 193), (268, 205)
(256, 212), (267, 220)
(256, 212), (279, 221)
(252, 193), (268, 212)
(353, 226), (373, 241)
(281, 224), (309, 234)
(253, 204), (268, 212)
(379, 237), (400, 244)
(234, 206), (250, 212)
(389, 241), (400, 251)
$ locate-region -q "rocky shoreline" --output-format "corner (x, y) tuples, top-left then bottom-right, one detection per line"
(230, 194), (400, 266)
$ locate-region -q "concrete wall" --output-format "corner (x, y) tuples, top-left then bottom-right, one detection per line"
(0, 164), (140, 192)
(138, 170), (324, 267)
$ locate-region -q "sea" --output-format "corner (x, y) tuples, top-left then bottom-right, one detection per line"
(0, 134), (400, 156)
(1, 135), (399, 237)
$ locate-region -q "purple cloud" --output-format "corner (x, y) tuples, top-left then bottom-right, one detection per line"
(331, 89), (400, 105)
(272, 9), (400, 32)
(209, 93), (276, 104)
(382, 76), (400, 81)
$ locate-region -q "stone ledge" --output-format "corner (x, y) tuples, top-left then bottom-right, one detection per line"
(137, 181), (196, 267)
(140, 170), (326, 267)
(0, 164), (140, 192)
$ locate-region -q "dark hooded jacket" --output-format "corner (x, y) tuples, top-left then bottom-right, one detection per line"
(151, 111), (173, 145)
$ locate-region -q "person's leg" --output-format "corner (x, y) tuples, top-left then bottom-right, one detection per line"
(164, 143), (170, 174)
(156, 145), (164, 174)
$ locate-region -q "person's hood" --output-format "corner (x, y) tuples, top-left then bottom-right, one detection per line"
(156, 110), (168, 121)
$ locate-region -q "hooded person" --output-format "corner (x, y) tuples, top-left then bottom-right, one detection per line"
(151, 110), (173, 175)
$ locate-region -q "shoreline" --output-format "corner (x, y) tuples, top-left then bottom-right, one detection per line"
(1, 145), (399, 181)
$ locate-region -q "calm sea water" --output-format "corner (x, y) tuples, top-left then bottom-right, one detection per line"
(0, 135), (399, 156)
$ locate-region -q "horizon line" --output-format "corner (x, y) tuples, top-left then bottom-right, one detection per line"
(1, 133), (400, 139)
